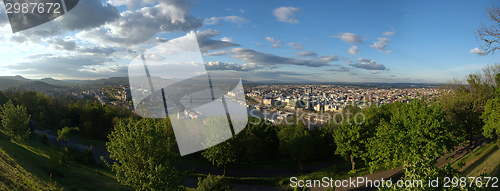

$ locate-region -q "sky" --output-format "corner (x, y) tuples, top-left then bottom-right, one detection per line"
(0, 0), (498, 83)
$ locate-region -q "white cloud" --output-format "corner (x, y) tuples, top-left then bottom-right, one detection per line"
(43, 37), (119, 56)
(203, 16), (250, 26)
(266, 37), (283, 48)
(385, 50), (392, 54)
(383, 31), (396, 37)
(469, 47), (486, 54)
(203, 51), (230, 56)
(271, 44), (281, 48)
(288, 42), (304, 51)
(230, 48), (338, 67)
(5, 0), (120, 44)
(352, 58), (387, 70)
(75, 3), (202, 48)
(332, 33), (364, 44)
(347, 46), (360, 54)
(240, 9), (245, 13)
(370, 37), (391, 51)
(272, 7), (300, 24)
(4, 53), (120, 78)
(265, 37), (282, 44)
(205, 61), (264, 71)
(220, 37), (234, 43)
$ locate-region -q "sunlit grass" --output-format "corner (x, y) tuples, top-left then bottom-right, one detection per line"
(452, 140), (498, 174)
(0, 130), (133, 190)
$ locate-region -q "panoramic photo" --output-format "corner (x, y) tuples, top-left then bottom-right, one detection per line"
(0, 0), (500, 190)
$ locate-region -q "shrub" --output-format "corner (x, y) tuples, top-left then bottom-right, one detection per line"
(196, 174), (232, 191)
(62, 146), (95, 165)
(80, 146), (96, 165)
(41, 133), (50, 146)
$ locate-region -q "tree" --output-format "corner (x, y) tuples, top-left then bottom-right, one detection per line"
(57, 126), (79, 146)
(278, 122), (314, 172)
(333, 103), (391, 171)
(368, 99), (458, 172)
(0, 100), (30, 141)
(440, 74), (492, 153)
(246, 117), (280, 161)
(80, 101), (107, 139)
(106, 118), (185, 190)
(309, 125), (336, 161)
(202, 116), (236, 176)
(476, 4), (500, 56)
(195, 174), (232, 191)
(333, 118), (371, 171)
(481, 73), (500, 138)
(231, 126), (259, 165)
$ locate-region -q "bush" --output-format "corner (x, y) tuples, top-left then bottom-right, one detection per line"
(48, 149), (64, 178)
(80, 146), (96, 165)
(41, 133), (50, 146)
(196, 174), (232, 191)
(62, 146), (96, 165)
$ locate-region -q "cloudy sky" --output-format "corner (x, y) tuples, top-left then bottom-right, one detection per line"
(0, 0), (498, 83)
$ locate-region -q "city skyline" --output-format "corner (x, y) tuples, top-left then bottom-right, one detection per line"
(0, 0), (498, 83)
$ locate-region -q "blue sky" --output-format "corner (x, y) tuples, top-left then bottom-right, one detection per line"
(0, 0), (498, 83)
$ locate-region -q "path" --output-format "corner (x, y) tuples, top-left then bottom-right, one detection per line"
(180, 161), (343, 178)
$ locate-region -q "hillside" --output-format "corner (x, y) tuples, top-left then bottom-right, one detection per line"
(0, 130), (133, 191)
(0, 148), (55, 190)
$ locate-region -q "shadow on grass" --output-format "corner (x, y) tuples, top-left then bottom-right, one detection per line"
(462, 145), (499, 176)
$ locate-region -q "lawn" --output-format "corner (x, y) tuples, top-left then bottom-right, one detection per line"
(451, 139), (500, 191)
(0, 130), (133, 191)
(452, 140), (499, 176)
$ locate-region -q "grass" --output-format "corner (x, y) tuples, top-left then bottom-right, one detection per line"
(450, 139), (500, 191)
(69, 134), (106, 148)
(0, 147), (56, 190)
(0, 130), (133, 191)
(452, 140), (499, 175)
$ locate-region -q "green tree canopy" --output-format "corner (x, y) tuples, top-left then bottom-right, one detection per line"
(368, 99), (458, 172)
(440, 74), (492, 153)
(481, 73), (500, 138)
(0, 100), (30, 141)
(202, 116), (236, 176)
(106, 118), (185, 190)
(57, 126), (79, 146)
(278, 122), (314, 172)
(195, 174), (232, 191)
(334, 117), (372, 171)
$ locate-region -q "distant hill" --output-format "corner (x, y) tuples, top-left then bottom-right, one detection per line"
(13, 81), (64, 91)
(0, 75), (442, 90)
(37, 77), (80, 87)
(0, 76), (38, 90)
